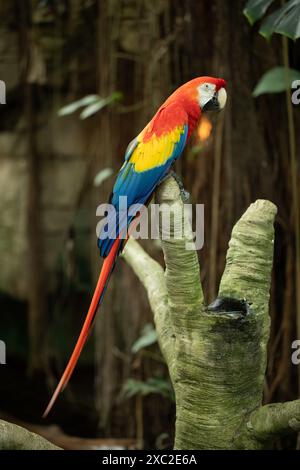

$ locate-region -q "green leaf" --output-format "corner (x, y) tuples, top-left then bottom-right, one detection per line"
(58, 95), (100, 116)
(80, 91), (123, 119)
(243, 0), (275, 25)
(93, 167), (114, 187)
(131, 323), (158, 353)
(253, 66), (300, 96)
(121, 378), (175, 400)
(259, 0), (300, 40)
(58, 92), (122, 119)
(79, 99), (108, 119)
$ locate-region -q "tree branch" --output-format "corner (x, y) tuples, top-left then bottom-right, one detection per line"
(219, 199), (277, 382)
(219, 199), (277, 314)
(248, 400), (300, 442)
(0, 420), (61, 450)
(155, 177), (204, 332)
(122, 238), (174, 365)
(123, 176), (205, 363)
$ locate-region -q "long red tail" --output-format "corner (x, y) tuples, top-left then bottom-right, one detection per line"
(43, 237), (121, 418)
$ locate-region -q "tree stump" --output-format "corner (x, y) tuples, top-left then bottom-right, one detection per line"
(123, 177), (300, 449)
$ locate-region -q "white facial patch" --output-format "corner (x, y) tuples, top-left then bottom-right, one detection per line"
(197, 83), (216, 109)
(217, 87), (227, 110)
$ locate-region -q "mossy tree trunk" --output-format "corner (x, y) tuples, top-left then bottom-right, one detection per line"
(123, 177), (300, 449)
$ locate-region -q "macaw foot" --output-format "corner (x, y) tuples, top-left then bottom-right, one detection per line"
(163, 170), (190, 202)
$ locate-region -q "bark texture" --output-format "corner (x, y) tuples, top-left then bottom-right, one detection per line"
(123, 177), (300, 449)
(0, 420), (60, 450)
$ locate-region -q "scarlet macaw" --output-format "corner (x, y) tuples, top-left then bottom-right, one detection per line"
(43, 76), (227, 416)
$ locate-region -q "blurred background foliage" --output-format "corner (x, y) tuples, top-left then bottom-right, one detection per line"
(0, 0), (299, 449)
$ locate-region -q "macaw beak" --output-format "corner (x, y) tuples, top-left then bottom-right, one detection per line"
(217, 87), (227, 110)
(203, 87), (227, 112)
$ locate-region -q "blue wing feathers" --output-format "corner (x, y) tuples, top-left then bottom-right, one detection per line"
(98, 124), (188, 257)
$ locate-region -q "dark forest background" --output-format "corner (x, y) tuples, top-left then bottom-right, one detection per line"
(0, 0), (299, 449)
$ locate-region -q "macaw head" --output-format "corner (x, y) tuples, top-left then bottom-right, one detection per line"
(196, 77), (227, 112)
(172, 76), (227, 113)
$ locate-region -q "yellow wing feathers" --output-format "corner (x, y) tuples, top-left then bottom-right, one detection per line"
(130, 126), (185, 172)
